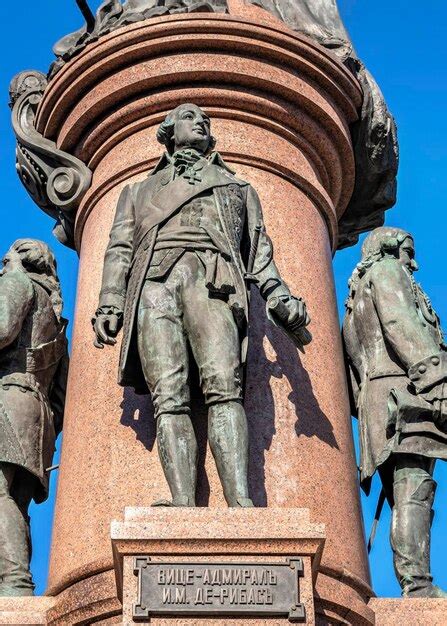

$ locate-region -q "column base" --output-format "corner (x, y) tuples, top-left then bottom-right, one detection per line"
(3, 592), (446, 625)
(45, 568), (121, 625)
(369, 597), (447, 626)
(0, 597), (54, 624)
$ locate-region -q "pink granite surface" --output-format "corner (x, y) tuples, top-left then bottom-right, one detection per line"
(0, 597), (54, 624)
(370, 598), (447, 626)
(46, 569), (121, 625)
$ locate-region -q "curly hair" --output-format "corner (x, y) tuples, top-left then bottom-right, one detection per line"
(11, 239), (63, 320)
(156, 104), (216, 154)
(345, 227), (413, 311)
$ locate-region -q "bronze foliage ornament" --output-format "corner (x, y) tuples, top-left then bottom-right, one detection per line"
(50, 0), (228, 77)
(9, 71), (92, 249)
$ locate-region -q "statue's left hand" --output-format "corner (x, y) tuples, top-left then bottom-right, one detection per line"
(268, 295), (310, 330)
(267, 295), (312, 349)
(283, 296), (310, 329)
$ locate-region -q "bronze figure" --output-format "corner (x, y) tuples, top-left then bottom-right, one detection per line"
(0, 240), (68, 596)
(93, 103), (311, 508)
(343, 227), (447, 597)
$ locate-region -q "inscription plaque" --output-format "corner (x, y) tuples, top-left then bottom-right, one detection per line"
(133, 558), (306, 622)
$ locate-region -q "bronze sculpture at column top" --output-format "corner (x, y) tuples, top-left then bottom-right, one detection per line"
(254, 0), (399, 249)
(343, 226), (447, 598)
(93, 103), (311, 508)
(0, 239), (69, 596)
(7, 2), (398, 255)
(44, 0), (397, 251)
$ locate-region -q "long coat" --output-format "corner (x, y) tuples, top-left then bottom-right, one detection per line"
(0, 270), (68, 502)
(343, 258), (447, 494)
(98, 152), (290, 393)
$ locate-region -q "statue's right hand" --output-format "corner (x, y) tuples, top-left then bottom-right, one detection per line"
(93, 311), (121, 349)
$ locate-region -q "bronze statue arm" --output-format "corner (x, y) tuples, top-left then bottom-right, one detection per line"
(94, 184), (135, 347)
(0, 270), (34, 351)
(370, 259), (442, 378)
(341, 333), (360, 417)
(49, 353), (69, 435)
(99, 184), (135, 309)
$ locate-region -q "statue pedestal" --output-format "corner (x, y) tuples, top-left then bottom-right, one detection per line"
(112, 507), (324, 625)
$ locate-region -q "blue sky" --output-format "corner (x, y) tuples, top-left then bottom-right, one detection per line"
(1, 0), (446, 599)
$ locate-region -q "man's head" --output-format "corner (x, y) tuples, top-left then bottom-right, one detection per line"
(156, 104), (216, 155)
(1, 239), (58, 277)
(346, 226), (418, 311)
(1, 239), (63, 319)
(361, 226), (418, 273)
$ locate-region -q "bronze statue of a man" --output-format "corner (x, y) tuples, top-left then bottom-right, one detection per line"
(343, 227), (447, 598)
(0, 239), (68, 596)
(93, 103), (310, 507)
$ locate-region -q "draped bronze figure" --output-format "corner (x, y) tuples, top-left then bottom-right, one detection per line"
(0, 240), (68, 596)
(343, 227), (447, 597)
(93, 104), (311, 508)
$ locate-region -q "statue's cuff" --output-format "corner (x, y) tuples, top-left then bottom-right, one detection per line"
(92, 305), (124, 327)
(408, 352), (447, 393)
(261, 278), (291, 301)
(96, 305), (123, 317)
(98, 289), (126, 312)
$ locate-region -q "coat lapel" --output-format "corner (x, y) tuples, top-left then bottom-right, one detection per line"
(135, 161), (248, 242)
(150, 162), (245, 215)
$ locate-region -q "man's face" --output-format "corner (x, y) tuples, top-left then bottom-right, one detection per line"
(399, 237), (418, 273)
(0, 248), (22, 277)
(172, 105), (211, 154)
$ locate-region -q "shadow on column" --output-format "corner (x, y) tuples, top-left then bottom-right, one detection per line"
(120, 388), (157, 452)
(119, 383), (211, 506)
(245, 290), (338, 507)
(118, 291), (337, 508)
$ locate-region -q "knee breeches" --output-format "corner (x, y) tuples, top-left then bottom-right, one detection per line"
(137, 252), (243, 418)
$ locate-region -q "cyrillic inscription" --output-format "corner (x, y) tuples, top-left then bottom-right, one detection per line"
(133, 559), (306, 623)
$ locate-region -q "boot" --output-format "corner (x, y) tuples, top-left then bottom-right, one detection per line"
(404, 581), (447, 598)
(152, 495), (195, 507)
(391, 462), (447, 597)
(155, 413), (198, 507)
(236, 497), (255, 508)
(208, 401), (254, 507)
(0, 479), (34, 596)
